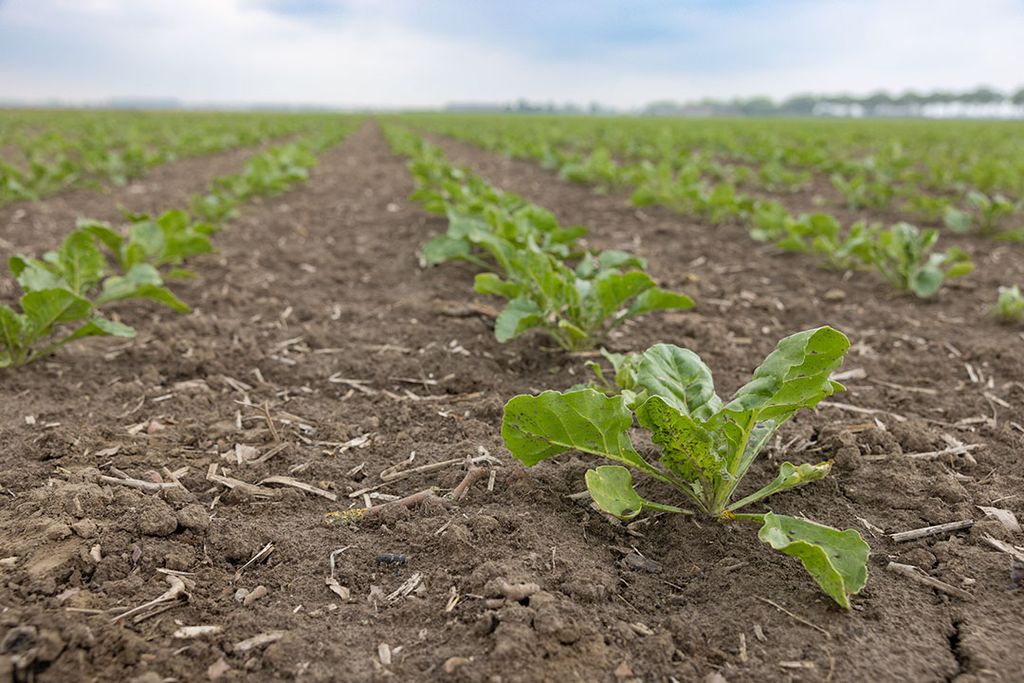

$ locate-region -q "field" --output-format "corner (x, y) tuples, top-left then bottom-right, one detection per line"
(0, 111), (1022, 682)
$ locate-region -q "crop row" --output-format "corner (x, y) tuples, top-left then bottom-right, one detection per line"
(0, 119), (359, 367)
(0, 110), (345, 206)
(400, 115), (1024, 307)
(403, 114), (1024, 223)
(384, 124), (871, 609)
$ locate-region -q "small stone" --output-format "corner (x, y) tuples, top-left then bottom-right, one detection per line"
(161, 487), (194, 507)
(243, 585), (268, 607)
(207, 658), (231, 680)
(614, 661), (634, 679)
(823, 289), (846, 301)
(832, 445), (861, 472)
(129, 673), (163, 683)
(234, 588), (249, 603)
(44, 521), (72, 541)
(493, 580), (539, 602)
(137, 497), (178, 536)
(621, 552), (662, 573)
(177, 504), (211, 532)
(163, 544), (196, 571)
(71, 519), (99, 539)
(443, 657), (470, 674)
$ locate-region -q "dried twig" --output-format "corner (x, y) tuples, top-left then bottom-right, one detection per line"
(904, 444), (984, 460)
(173, 625), (222, 639)
(112, 575), (187, 623)
(262, 402), (280, 442)
(451, 467), (487, 500)
(885, 562), (973, 600)
(233, 631), (285, 653)
(979, 534), (1024, 563)
(890, 519), (973, 543)
(869, 378), (937, 395)
(235, 542), (275, 581)
(386, 572), (423, 603)
(207, 464), (277, 499)
(327, 375), (377, 394)
(818, 401), (907, 422)
(380, 456), (459, 482)
(98, 475), (178, 492)
(324, 488), (443, 525)
(755, 596), (830, 638)
(258, 476), (337, 501)
(249, 443), (288, 465)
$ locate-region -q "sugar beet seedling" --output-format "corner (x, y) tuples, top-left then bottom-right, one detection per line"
(501, 326), (870, 608)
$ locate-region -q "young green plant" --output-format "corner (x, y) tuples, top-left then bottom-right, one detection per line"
(475, 239), (693, 351)
(3, 229), (189, 368)
(501, 326), (869, 608)
(995, 285), (1024, 323)
(867, 223), (973, 298)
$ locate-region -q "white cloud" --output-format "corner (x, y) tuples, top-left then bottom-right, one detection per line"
(0, 0), (1021, 107)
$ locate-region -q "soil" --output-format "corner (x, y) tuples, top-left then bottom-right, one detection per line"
(0, 120), (1022, 683)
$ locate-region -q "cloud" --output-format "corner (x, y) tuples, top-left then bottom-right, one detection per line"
(0, 0), (1021, 107)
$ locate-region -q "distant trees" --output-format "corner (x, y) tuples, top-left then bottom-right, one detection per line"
(640, 85), (1024, 118)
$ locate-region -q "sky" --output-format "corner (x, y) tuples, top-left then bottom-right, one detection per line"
(1, 0), (1023, 109)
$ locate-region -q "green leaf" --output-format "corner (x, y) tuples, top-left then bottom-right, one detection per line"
(945, 261), (974, 279)
(585, 271), (655, 325)
(97, 264), (190, 312)
(910, 265), (944, 298)
(625, 287), (694, 319)
(76, 219), (124, 254)
(597, 249), (646, 272)
(125, 219), (165, 267)
(576, 250), (646, 278)
(475, 272), (521, 299)
(60, 317), (136, 344)
(725, 326), (849, 425)
(9, 255), (63, 292)
(501, 389), (666, 482)
(163, 233), (213, 264)
(626, 344), (722, 419)
(157, 209), (190, 234)
(422, 235), (470, 265)
(757, 512), (870, 609)
(943, 207), (972, 234)
(0, 305), (25, 360)
(58, 229), (107, 295)
(20, 289), (93, 336)
(585, 465), (688, 520)
(635, 395), (724, 485)
(494, 296), (545, 343)
(728, 461), (832, 511)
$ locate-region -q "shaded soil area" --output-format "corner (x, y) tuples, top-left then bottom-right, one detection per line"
(0, 121), (1021, 683)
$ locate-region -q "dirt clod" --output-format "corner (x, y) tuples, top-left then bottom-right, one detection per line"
(136, 497), (179, 537)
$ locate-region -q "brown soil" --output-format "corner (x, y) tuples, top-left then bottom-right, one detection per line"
(0, 121), (1021, 683)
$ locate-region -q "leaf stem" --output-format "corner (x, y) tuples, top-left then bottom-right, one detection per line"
(724, 512), (765, 524)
